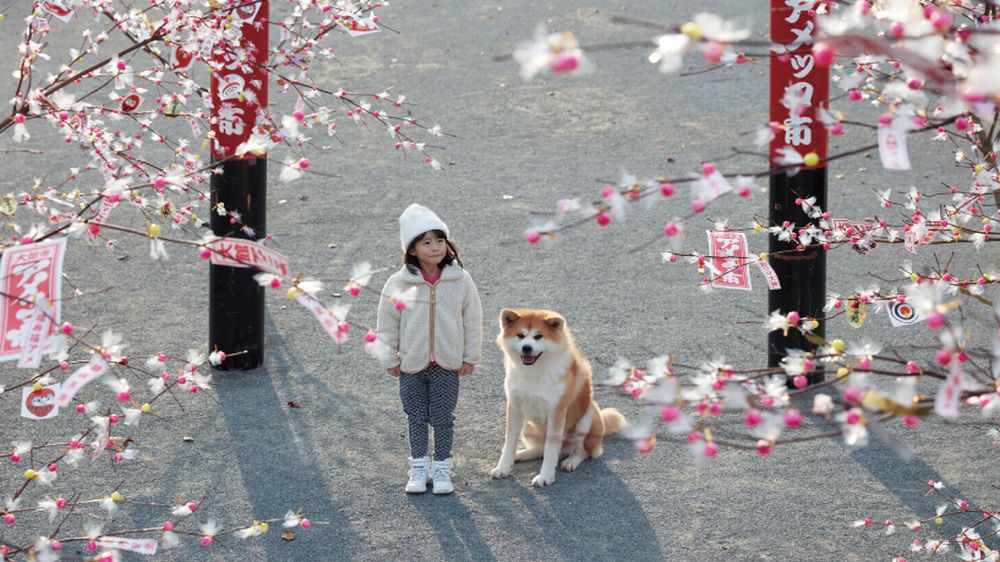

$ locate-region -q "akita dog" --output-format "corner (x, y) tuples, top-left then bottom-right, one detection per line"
(490, 308), (626, 487)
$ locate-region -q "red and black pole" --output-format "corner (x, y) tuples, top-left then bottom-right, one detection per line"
(767, 1), (829, 383)
(209, 2), (269, 370)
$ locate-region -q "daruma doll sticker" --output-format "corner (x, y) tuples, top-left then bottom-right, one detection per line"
(121, 93), (142, 113)
(21, 384), (60, 420)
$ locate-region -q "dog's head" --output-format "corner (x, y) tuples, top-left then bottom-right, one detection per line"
(497, 308), (568, 367)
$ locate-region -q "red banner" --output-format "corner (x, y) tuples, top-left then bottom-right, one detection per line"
(210, 2), (269, 160)
(769, 0), (829, 167)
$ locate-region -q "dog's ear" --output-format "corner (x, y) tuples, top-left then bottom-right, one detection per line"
(500, 309), (520, 327)
(544, 315), (564, 330)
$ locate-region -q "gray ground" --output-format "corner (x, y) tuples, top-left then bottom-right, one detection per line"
(1, 1), (998, 561)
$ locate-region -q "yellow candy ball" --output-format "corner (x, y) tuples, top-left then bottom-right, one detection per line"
(910, 273), (919, 282)
(831, 339), (845, 352)
(803, 152), (820, 167)
(111, 491), (123, 503)
(24, 469), (36, 480)
(259, 522), (269, 533)
(147, 223), (162, 237)
(286, 287), (299, 300)
(32, 381), (43, 391)
(759, 252), (768, 261)
(141, 403), (152, 414)
(810, 320), (820, 330)
(753, 224), (762, 232)
(935, 516), (943, 525)
(836, 367), (849, 378)
(680, 22), (703, 40)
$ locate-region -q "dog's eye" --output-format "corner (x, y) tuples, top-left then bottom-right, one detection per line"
(533, 335), (542, 340)
(516, 334), (525, 339)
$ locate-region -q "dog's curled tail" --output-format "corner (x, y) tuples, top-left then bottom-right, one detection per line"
(601, 408), (627, 435)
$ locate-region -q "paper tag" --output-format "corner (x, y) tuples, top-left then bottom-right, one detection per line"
(55, 355), (109, 407)
(850, 237), (877, 255)
(21, 384), (60, 420)
(694, 170), (734, 204)
(847, 297), (866, 328)
(98, 536), (158, 555)
(706, 231), (751, 290)
(756, 260), (781, 290)
(40, 0), (74, 22)
(172, 46), (194, 71)
(120, 93), (142, 113)
(86, 197), (119, 240)
(934, 361), (963, 419)
(186, 116), (202, 138)
(341, 15), (381, 37)
(207, 238), (289, 277)
(0, 238), (67, 361)
(17, 298), (54, 369)
(887, 300), (922, 327)
(877, 122), (911, 170)
(295, 293), (347, 344)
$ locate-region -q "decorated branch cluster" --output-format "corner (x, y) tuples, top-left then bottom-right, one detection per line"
(0, 0), (445, 558)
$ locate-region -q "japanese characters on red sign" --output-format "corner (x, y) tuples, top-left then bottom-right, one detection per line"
(770, 0), (829, 167)
(707, 231), (752, 290)
(0, 238), (66, 361)
(208, 237), (289, 277)
(210, 2), (269, 160)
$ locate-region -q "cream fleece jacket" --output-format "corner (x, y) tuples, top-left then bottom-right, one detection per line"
(376, 264), (483, 373)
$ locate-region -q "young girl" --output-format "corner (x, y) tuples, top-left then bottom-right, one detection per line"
(376, 203), (483, 494)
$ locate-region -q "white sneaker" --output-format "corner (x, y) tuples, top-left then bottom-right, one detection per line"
(405, 457), (431, 494)
(431, 458), (454, 495)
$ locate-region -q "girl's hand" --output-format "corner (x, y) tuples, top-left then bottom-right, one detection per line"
(458, 363), (475, 376)
(387, 367), (402, 377)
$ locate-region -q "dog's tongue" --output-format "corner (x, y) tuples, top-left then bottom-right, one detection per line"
(521, 355), (537, 365)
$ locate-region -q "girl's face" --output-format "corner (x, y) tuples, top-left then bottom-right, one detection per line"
(409, 231), (447, 270)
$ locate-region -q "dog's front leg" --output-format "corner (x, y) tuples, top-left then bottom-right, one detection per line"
(531, 407), (565, 487)
(490, 401), (522, 479)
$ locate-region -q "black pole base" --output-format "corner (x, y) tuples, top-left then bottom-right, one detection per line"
(209, 158), (266, 371)
(768, 167), (827, 385)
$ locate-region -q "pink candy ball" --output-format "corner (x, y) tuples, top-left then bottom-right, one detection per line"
(549, 53), (580, 74)
(595, 213), (611, 227)
(784, 409), (803, 428)
(660, 405), (681, 422)
(524, 230), (541, 245)
(745, 409), (762, 427)
(703, 442), (719, 458)
(756, 439), (772, 456)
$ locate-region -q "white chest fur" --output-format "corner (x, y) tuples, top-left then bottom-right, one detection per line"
(504, 353), (571, 424)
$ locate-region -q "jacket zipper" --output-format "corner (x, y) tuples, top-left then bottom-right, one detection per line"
(428, 282), (436, 364)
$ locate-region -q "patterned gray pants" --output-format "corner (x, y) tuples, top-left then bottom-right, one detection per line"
(399, 365), (460, 461)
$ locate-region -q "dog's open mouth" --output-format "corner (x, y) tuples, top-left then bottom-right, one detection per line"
(521, 353), (541, 366)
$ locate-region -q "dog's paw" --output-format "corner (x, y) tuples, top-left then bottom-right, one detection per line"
(530, 471), (555, 487)
(560, 455), (584, 472)
(490, 464), (512, 479)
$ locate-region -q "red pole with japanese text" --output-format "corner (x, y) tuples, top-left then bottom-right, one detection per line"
(209, 1), (269, 370)
(768, 0), (830, 383)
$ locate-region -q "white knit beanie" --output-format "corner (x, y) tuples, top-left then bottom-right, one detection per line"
(399, 203), (449, 250)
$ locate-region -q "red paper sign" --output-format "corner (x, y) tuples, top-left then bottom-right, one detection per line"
(770, 0), (829, 167)
(707, 231), (752, 290)
(210, 2), (269, 159)
(0, 238), (66, 361)
(207, 237), (289, 277)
